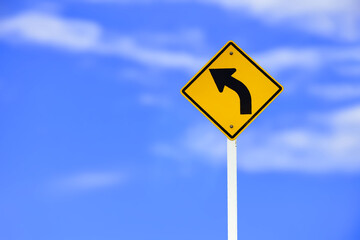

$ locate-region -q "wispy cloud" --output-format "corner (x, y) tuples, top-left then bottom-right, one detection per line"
(138, 93), (172, 108)
(152, 123), (227, 165)
(210, 0), (360, 40)
(0, 11), (206, 72)
(254, 46), (360, 76)
(309, 84), (360, 101)
(259, 104), (360, 172)
(2, 11), (360, 76)
(54, 171), (126, 193)
(0, 11), (102, 50)
(254, 47), (322, 73)
(155, 105), (360, 173)
(84, 0), (360, 41)
(133, 28), (207, 50)
(254, 46), (360, 99)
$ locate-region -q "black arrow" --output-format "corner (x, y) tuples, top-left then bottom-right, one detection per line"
(209, 68), (252, 114)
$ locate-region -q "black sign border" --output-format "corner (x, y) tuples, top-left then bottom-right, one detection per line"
(182, 42), (283, 140)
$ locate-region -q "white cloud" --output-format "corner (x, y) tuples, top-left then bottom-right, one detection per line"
(101, 39), (205, 71)
(2, 11), (360, 76)
(0, 11), (205, 72)
(255, 47), (321, 73)
(156, 105), (360, 173)
(134, 28), (207, 50)
(331, 105), (360, 127)
(210, 0), (360, 41)
(152, 123), (227, 165)
(242, 105), (360, 172)
(207, 0), (357, 20)
(54, 171), (125, 192)
(138, 93), (172, 108)
(254, 47), (360, 99)
(0, 11), (101, 50)
(85, 0), (360, 41)
(310, 85), (360, 101)
(254, 46), (360, 75)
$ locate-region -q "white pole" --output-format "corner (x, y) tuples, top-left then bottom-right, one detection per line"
(227, 139), (237, 240)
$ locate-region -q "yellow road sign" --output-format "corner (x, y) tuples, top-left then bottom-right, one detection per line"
(181, 41), (283, 140)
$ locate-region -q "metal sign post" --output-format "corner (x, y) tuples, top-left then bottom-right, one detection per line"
(227, 139), (237, 240)
(181, 40), (283, 240)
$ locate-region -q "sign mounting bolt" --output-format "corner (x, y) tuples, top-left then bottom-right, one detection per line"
(230, 124), (234, 128)
(230, 51), (233, 55)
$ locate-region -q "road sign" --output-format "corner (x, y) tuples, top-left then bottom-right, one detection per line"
(181, 41), (283, 140)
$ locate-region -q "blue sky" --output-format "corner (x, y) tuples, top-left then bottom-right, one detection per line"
(1, 1), (360, 239)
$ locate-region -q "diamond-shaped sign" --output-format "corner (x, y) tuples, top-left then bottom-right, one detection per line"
(181, 41), (283, 140)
